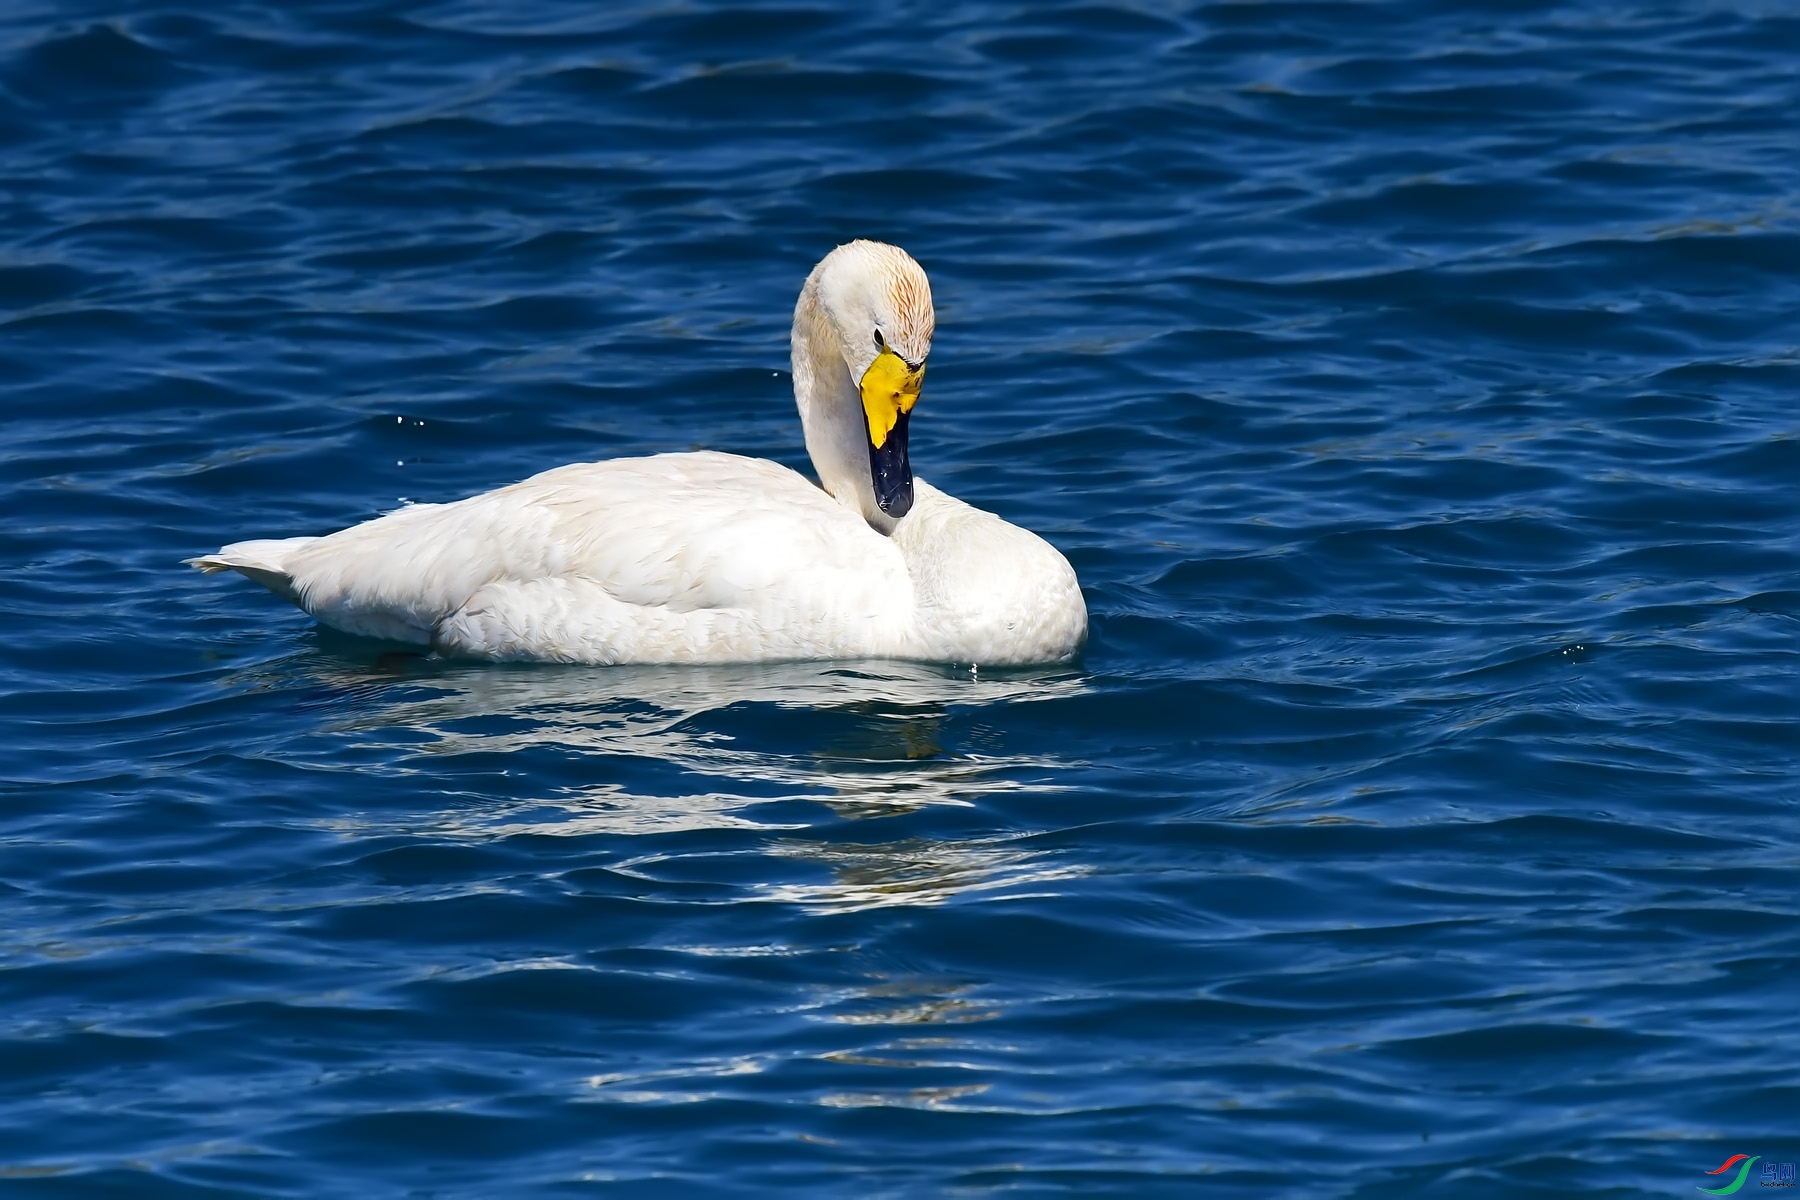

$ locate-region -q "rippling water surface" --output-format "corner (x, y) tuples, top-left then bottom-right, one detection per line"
(4, 1), (1798, 1195)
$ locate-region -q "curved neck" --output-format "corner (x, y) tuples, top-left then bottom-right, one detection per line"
(791, 274), (898, 535)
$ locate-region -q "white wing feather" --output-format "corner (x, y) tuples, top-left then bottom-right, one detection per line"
(198, 452), (917, 659)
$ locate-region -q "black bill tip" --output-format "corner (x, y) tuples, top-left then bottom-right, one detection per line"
(869, 408), (914, 518)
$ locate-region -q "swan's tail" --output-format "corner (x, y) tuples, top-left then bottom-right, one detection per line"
(186, 537), (318, 606)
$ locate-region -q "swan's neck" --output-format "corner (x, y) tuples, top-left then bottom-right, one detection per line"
(791, 276), (898, 535)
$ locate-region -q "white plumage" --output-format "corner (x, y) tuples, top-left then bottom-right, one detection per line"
(190, 241), (1087, 666)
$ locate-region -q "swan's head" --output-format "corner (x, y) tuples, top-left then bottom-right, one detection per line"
(813, 241), (935, 518)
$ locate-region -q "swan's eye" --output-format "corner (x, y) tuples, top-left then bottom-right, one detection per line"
(873, 329), (886, 350)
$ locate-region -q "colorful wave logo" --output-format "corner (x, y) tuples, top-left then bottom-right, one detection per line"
(1698, 1155), (1760, 1195)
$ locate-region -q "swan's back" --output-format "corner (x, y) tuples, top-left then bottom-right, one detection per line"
(196, 451), (913, 655)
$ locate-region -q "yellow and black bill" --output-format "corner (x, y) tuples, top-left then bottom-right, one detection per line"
(860, 349), (925, 518)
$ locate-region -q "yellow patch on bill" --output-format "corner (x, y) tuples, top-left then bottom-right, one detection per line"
(860, 350), (925, 448)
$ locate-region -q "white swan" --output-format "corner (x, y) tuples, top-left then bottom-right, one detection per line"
(189, 240), (1087, 666)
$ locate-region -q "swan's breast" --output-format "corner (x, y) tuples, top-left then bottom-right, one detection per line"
(895, 484), (1087, 665)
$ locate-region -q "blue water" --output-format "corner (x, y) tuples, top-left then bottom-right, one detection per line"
(3, 0), (1798, 1195)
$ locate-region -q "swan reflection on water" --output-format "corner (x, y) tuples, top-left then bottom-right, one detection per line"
(234, 638), (1091, 912)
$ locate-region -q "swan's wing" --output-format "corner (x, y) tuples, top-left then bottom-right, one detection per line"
(431, 574), (846, 663)
(208, 451), (909, 652)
